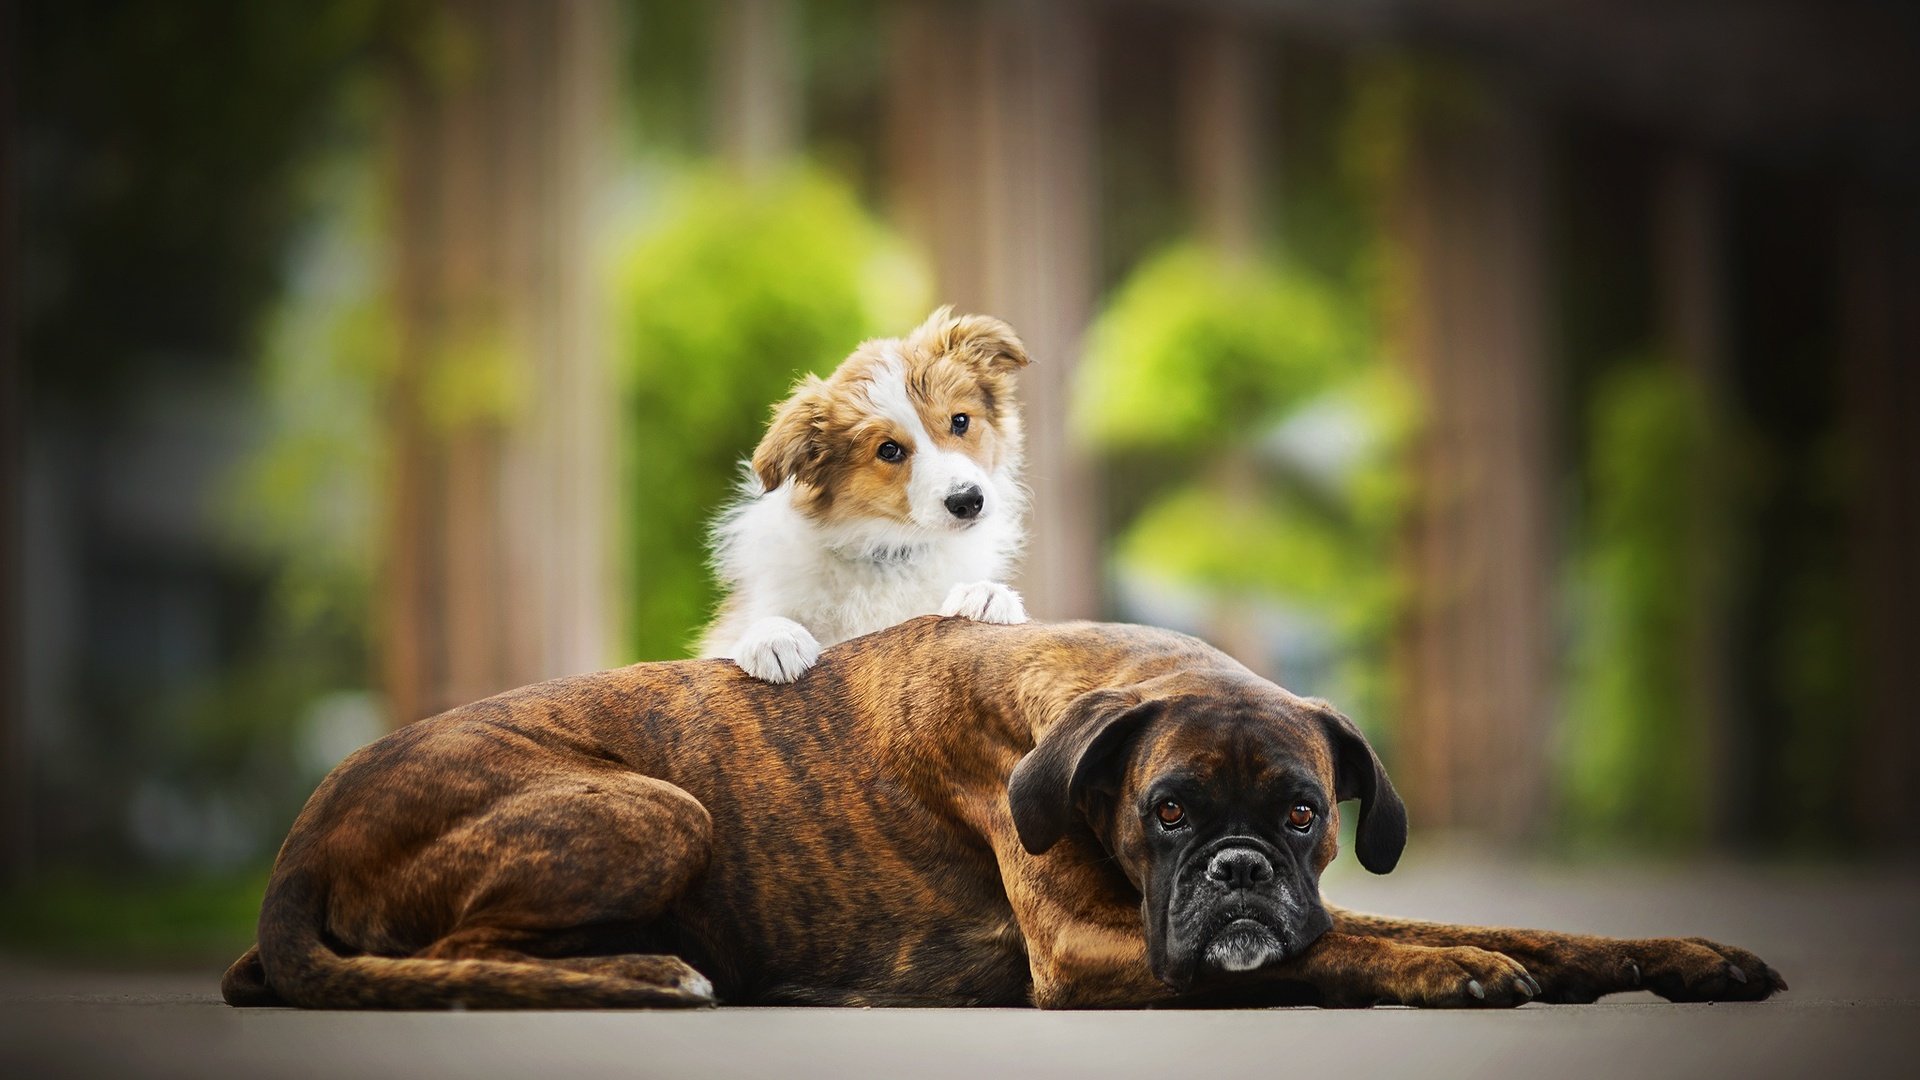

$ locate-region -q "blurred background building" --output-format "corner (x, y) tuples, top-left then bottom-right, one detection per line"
(3, 0), (1917, 960)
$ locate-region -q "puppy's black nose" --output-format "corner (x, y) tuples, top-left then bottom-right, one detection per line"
(1206, 848), (1275, 890)
(945, 486), (984, 520)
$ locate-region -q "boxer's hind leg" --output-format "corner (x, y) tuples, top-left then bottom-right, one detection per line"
(1327, 907), (1786, 1003)
(381, 768), (717, 1003)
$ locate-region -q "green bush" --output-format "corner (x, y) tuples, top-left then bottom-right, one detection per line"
(1074, 244), (1409, 721)
(1075, 245), (1355, 455)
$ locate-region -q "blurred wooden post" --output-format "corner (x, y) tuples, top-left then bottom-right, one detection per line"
(1387, 82), (1555, 841)
(1180, 12), (1271, 672)
(382, 0), (619, 726)
(1839, 189), (1920, 853)
(0, 0), (24, 882)
(1182, 14), (1265, 263)
(886, 0), (1102, 621)
(1653, 148), (1740, 843)
(886, 3), (985, 307)
(714, 0), (799, 177)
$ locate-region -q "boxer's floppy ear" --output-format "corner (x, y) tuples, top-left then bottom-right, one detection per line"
(1318, 704), (1408, 875)
(752, 376), (829, 492)
(1008, 690), (1162, 855)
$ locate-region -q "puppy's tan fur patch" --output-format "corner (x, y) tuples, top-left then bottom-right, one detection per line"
(751, 307), (1028, 522)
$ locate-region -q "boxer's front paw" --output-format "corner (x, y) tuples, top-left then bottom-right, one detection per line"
(1502, 933), (1785, 1004)
(940, 581), (1028, 624)
(1626, 937), (1787, 1003)
(1327, 944), (1538, 1009)
(730, 617), (822, 683)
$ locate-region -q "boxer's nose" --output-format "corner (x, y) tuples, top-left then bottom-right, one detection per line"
(1206, 848), (1275, 890)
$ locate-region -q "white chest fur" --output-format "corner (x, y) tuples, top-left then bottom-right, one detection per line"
(704, 477), (1024, 650)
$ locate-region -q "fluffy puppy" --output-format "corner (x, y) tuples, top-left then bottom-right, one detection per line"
(701, 308), (1032, 682)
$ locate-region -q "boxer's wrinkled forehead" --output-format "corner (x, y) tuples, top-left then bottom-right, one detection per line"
(1122, 697), (1338, 800)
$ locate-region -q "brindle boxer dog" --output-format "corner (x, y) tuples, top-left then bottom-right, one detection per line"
(223, 617), (1785, 1009)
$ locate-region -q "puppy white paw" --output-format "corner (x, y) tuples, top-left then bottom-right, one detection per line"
(730, 617), (822, 683)
(939, 581), (1028, 624)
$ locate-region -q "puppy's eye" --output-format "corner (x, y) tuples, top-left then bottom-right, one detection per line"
(950, 414), (970, 435)
(876, 440), (905, 462)
(1287, 804), (1315, 831)
(1155, 800), (1186, 829)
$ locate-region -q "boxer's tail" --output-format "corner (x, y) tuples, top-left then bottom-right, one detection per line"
(220, 944), (283, 1006)
(244, 871), (708, 1009)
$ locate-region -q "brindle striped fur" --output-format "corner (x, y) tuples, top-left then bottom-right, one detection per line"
(221, 617), (1784, 1009)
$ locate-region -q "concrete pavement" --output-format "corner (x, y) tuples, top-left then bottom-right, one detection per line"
(5, 849), (1915, 1079)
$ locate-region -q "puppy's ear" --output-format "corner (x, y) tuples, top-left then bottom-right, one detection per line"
(1008, 689), (1162, 855)
(751, 376), (829, 493)
(913, 305), (1031, 375)
(1316, 703), (1408, 875)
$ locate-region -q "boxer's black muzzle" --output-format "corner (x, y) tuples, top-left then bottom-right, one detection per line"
(1150, 833), (1332, 991)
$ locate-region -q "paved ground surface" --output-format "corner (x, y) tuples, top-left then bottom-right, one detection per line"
(4, 848), (1915, 1079)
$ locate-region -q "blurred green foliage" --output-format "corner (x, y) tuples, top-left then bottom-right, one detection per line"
(623, 0), (888, 181)
(1076, 246), (1355, 454)
(615, 167), (928, 660)
(622, 0), (713, 155)
(1768, 536), (1857, 850)
(1563, 362), (1730, 844)
(228, 158), (390, 650)
(1075, 244), (1411, 723)
(1746, 391), (1859, 851)
(17, 0), (410, 402)
(1560, 354), (1858, 853)
(0, 870), (268, 965)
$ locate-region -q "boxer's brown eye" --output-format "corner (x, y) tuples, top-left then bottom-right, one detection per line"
(1156, 800), (1186, 828)
(1287, 804), (1314, 831)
